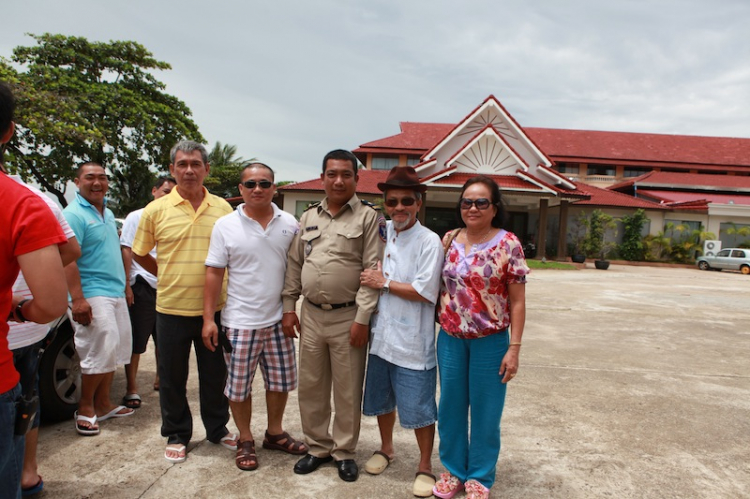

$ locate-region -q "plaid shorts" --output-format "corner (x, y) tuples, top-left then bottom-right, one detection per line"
(222, 322), (297, 402)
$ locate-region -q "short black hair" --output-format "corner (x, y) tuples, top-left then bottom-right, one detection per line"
(0, 81), (16, 138)
(75, 162), (105, 178)
(241, 162), (275, 182)
(322, 149), (358, 174)
(455, 175), (507, 229)
(154, 176), (176, 189)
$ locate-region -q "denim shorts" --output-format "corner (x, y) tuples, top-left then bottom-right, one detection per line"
(363, 354), (437, 429)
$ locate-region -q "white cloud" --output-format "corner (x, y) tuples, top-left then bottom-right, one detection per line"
(3, 0), (749, 182)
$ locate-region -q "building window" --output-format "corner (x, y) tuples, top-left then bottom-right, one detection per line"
(623, 167), (649, 178)
(587, 164), (615, 176)
(371, 156), (399, 170)
(557, 163), (579, 174)
(406, 157), (421, 166)
(295, 200), (318, 219)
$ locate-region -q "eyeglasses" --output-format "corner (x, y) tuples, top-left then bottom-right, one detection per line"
(242, 180), (273, 189)
(460, 198), (492, 210)
(384, 197), (417, 207)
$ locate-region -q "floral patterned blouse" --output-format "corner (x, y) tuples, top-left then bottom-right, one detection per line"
(437, 229), (529, 339)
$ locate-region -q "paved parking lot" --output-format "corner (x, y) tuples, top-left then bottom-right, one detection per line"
(36, 264), (749, 498)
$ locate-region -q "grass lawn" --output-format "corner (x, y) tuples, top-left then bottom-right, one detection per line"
(526, 259), (577, 270)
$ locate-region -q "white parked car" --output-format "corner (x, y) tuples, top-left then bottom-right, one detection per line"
(696, 248), (750, 274)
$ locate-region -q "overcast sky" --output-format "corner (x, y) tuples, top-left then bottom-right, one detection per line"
(4, 0), (749, 182)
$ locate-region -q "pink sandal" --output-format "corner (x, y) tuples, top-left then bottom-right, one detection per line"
(432, 472), (464, 499)
(465, 479), (490, 499)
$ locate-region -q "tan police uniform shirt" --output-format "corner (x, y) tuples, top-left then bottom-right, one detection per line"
(283, 194), (385, 325)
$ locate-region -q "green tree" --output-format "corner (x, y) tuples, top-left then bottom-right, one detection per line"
(0, 33), (202, 213)
(204, 141), (254, 198)
(619, 209), (648, 261)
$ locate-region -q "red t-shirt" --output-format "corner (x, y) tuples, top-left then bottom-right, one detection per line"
(1, 173), (66, 393)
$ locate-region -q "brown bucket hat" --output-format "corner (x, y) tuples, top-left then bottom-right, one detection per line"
(376, 166), (427, 193)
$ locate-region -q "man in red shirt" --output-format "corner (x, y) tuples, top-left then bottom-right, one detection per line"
(0, 81), (68, 498)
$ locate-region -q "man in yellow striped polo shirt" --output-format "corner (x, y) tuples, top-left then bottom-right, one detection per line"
(132, 140), (236, 463)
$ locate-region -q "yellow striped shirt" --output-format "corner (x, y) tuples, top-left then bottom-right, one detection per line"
(132, 187), (232, 316)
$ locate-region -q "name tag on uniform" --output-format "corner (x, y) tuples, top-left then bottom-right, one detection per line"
(305, 225), (318, 231)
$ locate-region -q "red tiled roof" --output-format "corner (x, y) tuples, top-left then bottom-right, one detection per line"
(573, 182), (667, 209)
(354, 122), (750, 169)
(637, 189), (750, 206)
(278, 170), (388, 195)
(609, 171), (750, 191)
(527, 128), (750, 168)
(356, 122), (455, 152)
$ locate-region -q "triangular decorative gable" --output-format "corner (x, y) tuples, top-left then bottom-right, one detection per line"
(443, 124), (530, 175)
(418, 95), (553, 180)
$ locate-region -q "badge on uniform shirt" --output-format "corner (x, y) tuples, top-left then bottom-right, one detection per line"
(305, 225), (318, 232)
(305, 241), (313, 256)
(377, 215), (387, 242)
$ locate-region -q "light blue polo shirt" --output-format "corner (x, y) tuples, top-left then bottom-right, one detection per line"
(63, 193), (126, 298)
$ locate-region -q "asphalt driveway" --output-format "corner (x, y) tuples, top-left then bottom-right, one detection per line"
(35, 264), (749, 498)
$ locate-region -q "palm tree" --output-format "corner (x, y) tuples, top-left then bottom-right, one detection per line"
(205, 142), (255, 198)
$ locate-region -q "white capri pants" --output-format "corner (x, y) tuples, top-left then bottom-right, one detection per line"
(68, 296), (132, 375)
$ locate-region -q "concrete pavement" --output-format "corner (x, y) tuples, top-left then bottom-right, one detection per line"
(35, 264), (750, 498)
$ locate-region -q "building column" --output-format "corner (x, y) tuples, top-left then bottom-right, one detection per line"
(557, 200), (569, 259)
(537, 199), (548, 259)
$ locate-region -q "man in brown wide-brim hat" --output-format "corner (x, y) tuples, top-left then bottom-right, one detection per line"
(359, 165), (444, 497)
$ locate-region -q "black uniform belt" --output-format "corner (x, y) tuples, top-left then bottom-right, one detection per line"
(307, 300), (356, 311)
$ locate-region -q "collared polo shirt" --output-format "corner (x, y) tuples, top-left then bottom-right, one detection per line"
(132, 187), (232, 316)
(63, 193), (126, 299)
(370, 220), (443, 370)
(205, 203), (299, 330)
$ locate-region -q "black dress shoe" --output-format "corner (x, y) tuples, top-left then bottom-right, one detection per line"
(294, 454), (333, 474)
(336, 459), (359, 482)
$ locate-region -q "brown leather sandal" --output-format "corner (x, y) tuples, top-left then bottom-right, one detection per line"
(235, 440), (258, 471)
(261, 430), (309, 455)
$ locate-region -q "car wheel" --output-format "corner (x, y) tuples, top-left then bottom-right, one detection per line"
(741, 265), (750, 275)
(698, 261), (710, 271)
(39, 318), (81, 423)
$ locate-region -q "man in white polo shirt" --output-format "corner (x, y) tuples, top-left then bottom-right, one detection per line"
(202, 163), (307, 472)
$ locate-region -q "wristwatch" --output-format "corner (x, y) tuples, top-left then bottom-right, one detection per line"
(13, 299), (30, 323)
(382, 279), (391, 294)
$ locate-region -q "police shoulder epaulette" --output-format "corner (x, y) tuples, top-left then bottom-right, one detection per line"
(304, 202), (321, 212)
(360, 200), (381, 210)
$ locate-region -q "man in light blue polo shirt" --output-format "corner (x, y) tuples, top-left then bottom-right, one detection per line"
(64, 162), (134, 436)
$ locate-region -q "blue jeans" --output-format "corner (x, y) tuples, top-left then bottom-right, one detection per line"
(0, 383), (24, 499)
(12, 341), (42, 430)
(436, 329), (508, 489)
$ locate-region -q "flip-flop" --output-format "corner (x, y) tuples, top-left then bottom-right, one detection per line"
(122, 393), (142, 409)
(218, 432), (238, 451)
(364, 450), (393, 475)
(98, 405), (135, 421)
(74, 411), (99, 436)
(164, 444), (187, 464)
(22, 476), (43, 496)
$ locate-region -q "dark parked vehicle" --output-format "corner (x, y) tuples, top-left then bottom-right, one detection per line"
(39, 315), (81, 422)
(696, 248), (750, 274)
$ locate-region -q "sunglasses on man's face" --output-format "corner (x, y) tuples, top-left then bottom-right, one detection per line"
(242, 180), (274, 189)
(384, 197), (417, 208)
(460, 198), (492, 210)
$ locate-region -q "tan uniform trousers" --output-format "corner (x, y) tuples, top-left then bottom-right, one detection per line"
(298, 299), (367, 461)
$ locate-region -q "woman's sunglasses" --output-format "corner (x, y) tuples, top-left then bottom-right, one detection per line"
(242, 180), (274, 189)
(384, 197), (417, 207)
(460, 198), (492, 210)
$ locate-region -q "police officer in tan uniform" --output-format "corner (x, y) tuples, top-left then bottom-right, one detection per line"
(282, 149), (385, 482)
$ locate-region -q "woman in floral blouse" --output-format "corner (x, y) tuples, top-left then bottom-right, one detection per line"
(433, 176), (529, 499)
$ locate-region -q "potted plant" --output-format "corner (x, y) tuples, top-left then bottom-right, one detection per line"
(569, 211), (589, 263)
(586, 209), (617, 270)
